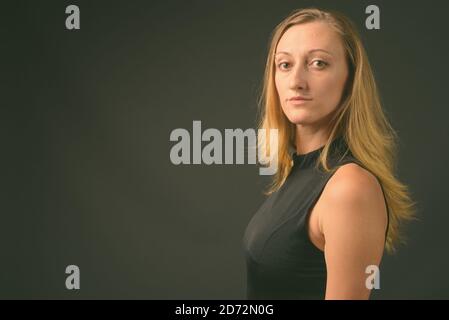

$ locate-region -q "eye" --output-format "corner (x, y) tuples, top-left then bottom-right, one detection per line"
(277, 62), (291, 70)
(311, 60), (328, 69)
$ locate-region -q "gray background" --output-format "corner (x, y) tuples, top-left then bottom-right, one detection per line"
(2, 0), (448, 299)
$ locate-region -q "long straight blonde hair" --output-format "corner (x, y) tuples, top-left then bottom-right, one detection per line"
(257, 8), (417, 253)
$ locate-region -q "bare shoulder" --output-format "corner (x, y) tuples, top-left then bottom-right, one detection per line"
(318, 162), (389, 299)
(319, 162), (388, 239)
(327, 163), (385, 201)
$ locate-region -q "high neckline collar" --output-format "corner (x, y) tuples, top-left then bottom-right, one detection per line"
(291, 135), (347, 169)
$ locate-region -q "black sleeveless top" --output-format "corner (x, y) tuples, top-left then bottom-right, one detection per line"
(242, 135), (389, 300)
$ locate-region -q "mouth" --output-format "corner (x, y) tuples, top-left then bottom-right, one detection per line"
(288, 96), (313, 101)
(288, 96), (312, 105)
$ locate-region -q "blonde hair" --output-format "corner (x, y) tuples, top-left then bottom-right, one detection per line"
(257, 7), (417, 253)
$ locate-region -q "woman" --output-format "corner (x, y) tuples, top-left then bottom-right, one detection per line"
(242, 8), (416, 300)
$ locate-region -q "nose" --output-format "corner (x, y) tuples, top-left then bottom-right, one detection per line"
(288, 62), (309, 91)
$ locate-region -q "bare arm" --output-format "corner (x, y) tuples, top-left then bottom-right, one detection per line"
(319, 164), (388, 300)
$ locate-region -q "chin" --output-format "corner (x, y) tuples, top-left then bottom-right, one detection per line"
(284, 111), (313, 125)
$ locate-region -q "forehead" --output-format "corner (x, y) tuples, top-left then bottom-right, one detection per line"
(276, 21), (344, 57)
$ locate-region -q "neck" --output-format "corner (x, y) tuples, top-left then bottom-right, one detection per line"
(295, 125), (331, 155)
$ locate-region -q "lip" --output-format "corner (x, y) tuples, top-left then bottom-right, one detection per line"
(289, 96), (312, 101)
(288, 96), (312, 105)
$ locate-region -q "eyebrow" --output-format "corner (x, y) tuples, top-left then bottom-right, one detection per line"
(275, 49), (333, 57)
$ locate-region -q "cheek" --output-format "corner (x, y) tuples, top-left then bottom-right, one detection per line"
(275, 76), (291, 113)
(315, 73), (347, 106)
(274, 75), (284, 99)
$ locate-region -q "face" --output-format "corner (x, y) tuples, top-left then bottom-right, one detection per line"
(274, 21), (349, 128)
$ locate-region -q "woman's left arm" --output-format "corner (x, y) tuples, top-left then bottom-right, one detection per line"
(320, 164), (388, 300)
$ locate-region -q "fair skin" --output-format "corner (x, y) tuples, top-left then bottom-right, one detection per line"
(275, 21), (348, 154)
(275, 21), (388, 300)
